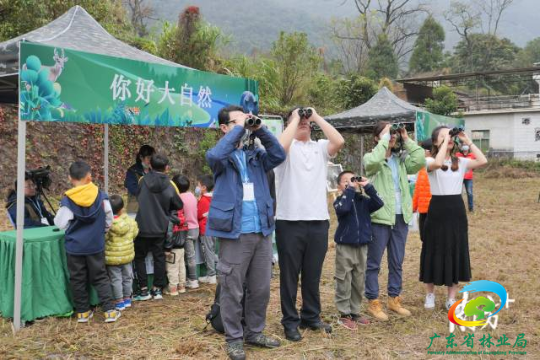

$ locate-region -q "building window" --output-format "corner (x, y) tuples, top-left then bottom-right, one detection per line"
(535, 128), (540, 142)
(522, 118), (530, 125)
(472, 130), (490, 152)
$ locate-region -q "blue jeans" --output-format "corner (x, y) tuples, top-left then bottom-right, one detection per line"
(463, 179), (474, 211)
(365, 215), (408, 300)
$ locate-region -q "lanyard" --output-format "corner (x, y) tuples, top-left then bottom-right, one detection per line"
(235, 150), (249, 183)
(29, 197), (43, 218)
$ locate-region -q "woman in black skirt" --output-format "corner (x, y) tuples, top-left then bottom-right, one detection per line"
(420, 126), (487, 310)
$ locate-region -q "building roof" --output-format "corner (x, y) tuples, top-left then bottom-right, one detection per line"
(325, 87), (422, 130)
(397, 66), (540, 83)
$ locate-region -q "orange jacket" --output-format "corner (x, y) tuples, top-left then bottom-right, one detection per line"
(412, 167), (432, 214)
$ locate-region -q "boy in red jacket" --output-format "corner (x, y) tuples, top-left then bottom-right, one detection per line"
(197, 174), (217, 284)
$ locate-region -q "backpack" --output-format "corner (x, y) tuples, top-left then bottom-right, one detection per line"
(205, 283), (246, 334)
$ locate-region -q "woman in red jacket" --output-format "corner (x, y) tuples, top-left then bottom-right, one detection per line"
(412, 139), (433, 242)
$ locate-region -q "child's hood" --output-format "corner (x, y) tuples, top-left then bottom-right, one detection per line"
(109, 214), (132, 237)
(64, 182), (104, 222)
(65, 182), (99, 207)
(143, 172), (172, 193)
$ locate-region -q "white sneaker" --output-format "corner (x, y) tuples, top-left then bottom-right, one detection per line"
(446, 298), (456, 310)
(199, 275), (216, 284)
(424, 293), (436, 310)
(186, 279), (199, 289)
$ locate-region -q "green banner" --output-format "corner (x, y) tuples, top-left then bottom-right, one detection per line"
(19, 42), (258, 127)
(415, 111), (464, 142)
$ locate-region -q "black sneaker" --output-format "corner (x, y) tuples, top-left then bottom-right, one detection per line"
(226, 341), (246, 360)
(151, 288), (163, 300)
(134, 289), (151, 301)
(246, 334), (281, 348)
(300, 320), (332, 334)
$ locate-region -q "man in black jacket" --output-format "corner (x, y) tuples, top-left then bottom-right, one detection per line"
(134, 153), (183, 301)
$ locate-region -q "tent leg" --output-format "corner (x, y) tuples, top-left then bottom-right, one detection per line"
(104, 124), (109, 193)
(14, 119), (26, 331)
(360, 134), (365, 176)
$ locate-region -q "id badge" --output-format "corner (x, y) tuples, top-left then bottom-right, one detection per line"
(243, 183), (255, 201)
(41, 217), (49, 225)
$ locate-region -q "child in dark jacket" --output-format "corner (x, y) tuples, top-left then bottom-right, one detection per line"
(54, 161), (118, 323)
(134, 153), (183, 301)
(333, 170), (384, 330)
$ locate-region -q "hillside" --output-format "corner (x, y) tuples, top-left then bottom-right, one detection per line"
(144, 0), (540, 56)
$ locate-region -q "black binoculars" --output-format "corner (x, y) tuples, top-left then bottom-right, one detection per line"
(298, 107), (313, 119)
(246, 115), (262, 127)
(449, 125), (465, 137)
(390, 123), (405, 132)
(350, 176), (365, 183)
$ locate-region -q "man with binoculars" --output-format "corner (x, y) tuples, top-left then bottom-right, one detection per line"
(275, 106), (345, 341)
(206, 105), (286, 360)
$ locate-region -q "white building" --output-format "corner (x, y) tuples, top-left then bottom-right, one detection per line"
(462, 102), (540, 161)
(398, 67), (540, 161)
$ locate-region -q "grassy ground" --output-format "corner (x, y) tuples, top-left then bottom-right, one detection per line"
(0, 174), (539, 359)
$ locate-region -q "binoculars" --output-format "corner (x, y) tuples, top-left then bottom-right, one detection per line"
(298, 107), (313, 119)
(449, 125), (465, 137)
(390, 123), (405, 132)
(246, 115), (262, 127)
(350, 176), (365, 183)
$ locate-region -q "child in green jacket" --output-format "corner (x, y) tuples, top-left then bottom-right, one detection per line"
(105, 195), (139, 311)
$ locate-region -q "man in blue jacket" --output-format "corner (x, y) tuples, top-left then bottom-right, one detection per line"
(206, 105), (286, 360)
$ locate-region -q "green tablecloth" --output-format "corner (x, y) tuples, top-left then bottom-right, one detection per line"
(0, 226), (74, 321)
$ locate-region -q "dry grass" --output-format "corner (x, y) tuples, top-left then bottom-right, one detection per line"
(1, 174), (539, 359)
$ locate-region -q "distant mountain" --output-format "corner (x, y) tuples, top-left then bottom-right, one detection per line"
(145, 0), (540, 56)
(146, 0), (337, 55)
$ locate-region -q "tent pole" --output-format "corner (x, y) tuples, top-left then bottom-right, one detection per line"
(104, 124), (109, 193)
(360, 134), (365, 176)
(14, 118), (26, 331)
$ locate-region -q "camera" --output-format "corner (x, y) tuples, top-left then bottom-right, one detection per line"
(26, 165), (52, 191)
(245, 115), (262, 127)
(350, 176), (365, 183)
(449, 125), (464, 137)
(390, 123), (405, 133)
(298, 107), (313, 119)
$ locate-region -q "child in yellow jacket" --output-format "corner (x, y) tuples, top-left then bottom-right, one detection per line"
(106, 195), (139, 310)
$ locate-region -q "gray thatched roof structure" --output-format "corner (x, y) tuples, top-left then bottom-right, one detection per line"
(326, 87), (423, 131)
(0, 5), (189, 103)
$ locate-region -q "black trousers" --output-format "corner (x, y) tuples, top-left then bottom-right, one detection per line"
(134, 236), (166, 289)
(419, 212), (428, 243)
(67, 252), (114, 313)
(276, 220), (329, 330)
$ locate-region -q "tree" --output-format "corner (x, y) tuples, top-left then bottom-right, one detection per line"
(332, 0), (428, 73)
(409, 16), (445, 74)
(451, 33), (519, 73)
(270, 32), (321, 106)
(124, 0), (154, 37)
(0, 0), (134, 42)
(338, 74), (377, 109)
(445, 0), (516, 78)
(425, 86), (458, 116)
(366, 34), (398, 80)
(157, 6), (227, 71)
(515, 37), (540, 67)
